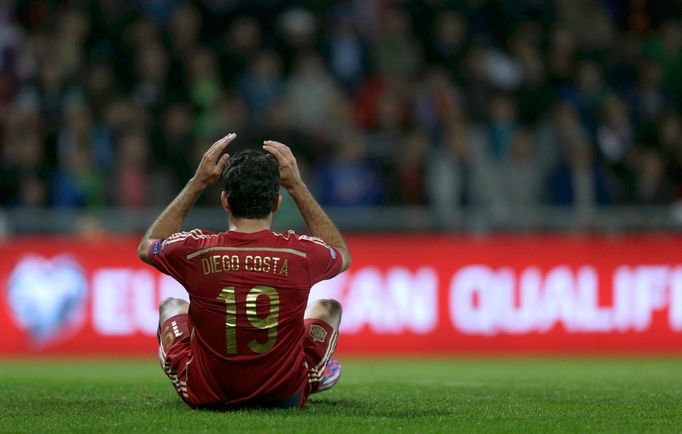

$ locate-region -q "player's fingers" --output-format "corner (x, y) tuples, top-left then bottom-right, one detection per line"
(219, 132), (237, 149)
(263, 140), (291, 155)
(263, 143), (286, 164)
(263, 147), (286, 167)
(216, 153), (230, 171)
(207, 133), (236, 158)
(264, 140), (294, 164)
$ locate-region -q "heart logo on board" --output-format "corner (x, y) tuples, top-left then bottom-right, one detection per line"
(7, 255), (88, 347)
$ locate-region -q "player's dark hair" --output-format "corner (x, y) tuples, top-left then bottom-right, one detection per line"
(222, 149), (280, 219)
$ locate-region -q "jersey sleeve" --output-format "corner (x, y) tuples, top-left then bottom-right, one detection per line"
(298, 235), (344, 285)
(147, 230), (212, 283)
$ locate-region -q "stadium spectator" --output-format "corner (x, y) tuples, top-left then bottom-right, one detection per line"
(395, 130), (429, 205)
(0, 0), (680, 221)
(634, 149), (672, 204)
(547, 138), (610, 208)
(326, 12), (367, 90)
(52, 138), (105, 208)
(237, 50), (283, 116)
(314, 133), (383, 207)
(426, 121), (486, 220)
(282, 52), (340, 132)
(373, 8), (422, 80)
(630, 60), (669, 123)
(498, 129), (543, 223)
(114, 130), (149, 209)
(219, 16), (262, 83)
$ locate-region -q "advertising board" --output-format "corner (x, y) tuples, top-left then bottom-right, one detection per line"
(1, 234), (680, 355)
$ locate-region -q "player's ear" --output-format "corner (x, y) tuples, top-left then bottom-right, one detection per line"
(221, 191), (230, 213)
(272, 194), (282, 213)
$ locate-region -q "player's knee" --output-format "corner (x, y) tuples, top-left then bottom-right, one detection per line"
(313, 299), (342, 322)
(159, 297), (189, 314)
(319, 299), (342, 316)
(305, 299), (342, 326)
(160, 297), (181, 308)
(159, 298), (189, 325)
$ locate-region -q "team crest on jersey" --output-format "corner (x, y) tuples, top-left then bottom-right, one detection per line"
(308, 324), (328, 343)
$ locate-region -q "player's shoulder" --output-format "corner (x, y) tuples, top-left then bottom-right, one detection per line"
(272, 230), (327, 246)
(162, 229), (217, 249)
(166, 228), (214, 241)
(274, 230), (336, 256)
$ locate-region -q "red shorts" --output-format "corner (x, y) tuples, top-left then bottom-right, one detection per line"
(302, 318), (339, 394)
(158, 315), (338, 407)
(157, 315), (193, 403)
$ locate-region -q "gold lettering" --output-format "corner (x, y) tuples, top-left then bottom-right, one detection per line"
(202, 254), (285, 274)
(217, 287), (237, 354)
(246, 286), (280, 353)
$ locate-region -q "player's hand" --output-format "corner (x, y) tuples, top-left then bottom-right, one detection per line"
(263, 140), (304, 193)
(193, 133), (236, 187)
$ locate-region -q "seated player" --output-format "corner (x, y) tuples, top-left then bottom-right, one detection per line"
(138, 133), (351, 409)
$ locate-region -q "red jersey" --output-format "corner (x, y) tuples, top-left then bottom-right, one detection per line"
(148, 228), (343, 406)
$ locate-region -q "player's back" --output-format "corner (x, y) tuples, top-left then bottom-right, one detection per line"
(149, 228), (342, 406)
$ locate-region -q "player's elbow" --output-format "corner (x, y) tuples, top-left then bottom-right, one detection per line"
(340, 248), (352, 272)
(138, 239), (151, 263)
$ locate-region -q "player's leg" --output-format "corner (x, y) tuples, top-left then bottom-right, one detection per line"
(304, 299), (342, 393)
(157, 297), (193, 405)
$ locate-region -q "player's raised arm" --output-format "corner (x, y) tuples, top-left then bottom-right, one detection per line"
(138, 133), (237, 263)
(263, 140), (351, 272)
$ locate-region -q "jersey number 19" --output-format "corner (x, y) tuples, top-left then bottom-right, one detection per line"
(217, 286), (280, 355)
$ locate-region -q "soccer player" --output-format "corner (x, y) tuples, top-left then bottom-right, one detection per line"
(138, 133), (351, 409)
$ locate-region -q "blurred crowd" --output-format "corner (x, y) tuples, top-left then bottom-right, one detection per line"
(1, 0), (681, 222)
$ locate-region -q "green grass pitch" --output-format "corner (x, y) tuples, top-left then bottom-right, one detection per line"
(2, 357), (681, 433)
